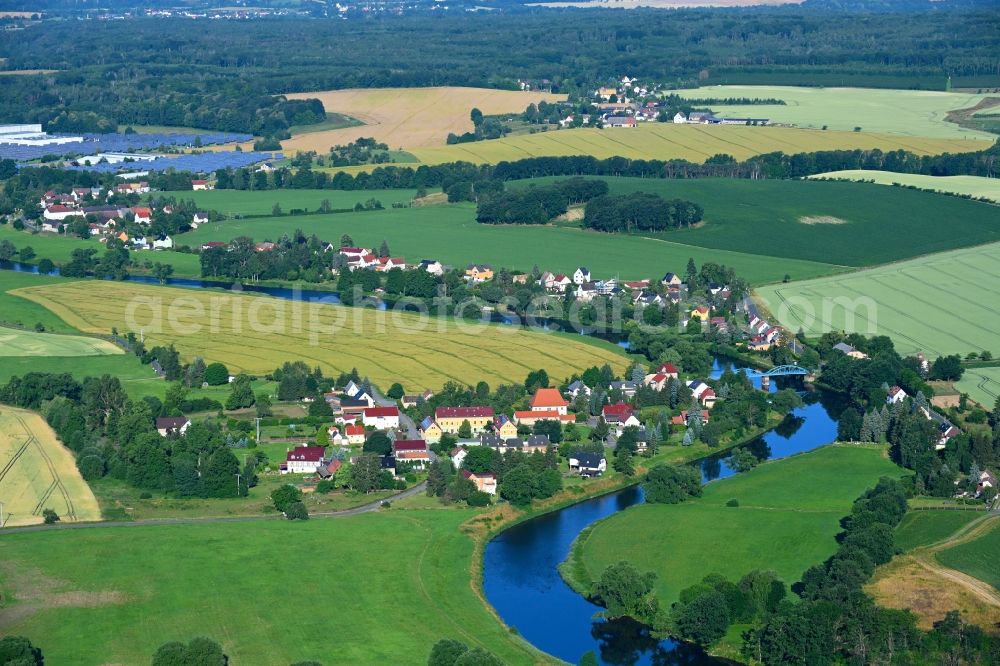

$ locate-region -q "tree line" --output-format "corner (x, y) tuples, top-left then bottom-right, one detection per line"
(1, 7), (997, 135)
(475, 178), (609, 225)
(582, 192), (704, 233)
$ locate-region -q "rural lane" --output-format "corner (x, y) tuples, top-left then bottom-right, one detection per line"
(0, 481), (428, 535)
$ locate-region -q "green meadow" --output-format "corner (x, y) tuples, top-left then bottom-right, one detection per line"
(894, 510), (981, 552)
(955, 366), (1000, 409)
(810, 170), (1000, 203)
(0, 325), (120, 357)
(0, 511), (546, 666)
(671, 86), (995, 140)
(0, 271), (80, 333)
(517, 177), (1000, 267)
(756, 241), (1000, 357)
(0, 225), (202, 277)
(182, 202), (841, 284)
(157, 187), (424, 217)
(574, 445), (903, 605)
(936, 518), (1000, 592)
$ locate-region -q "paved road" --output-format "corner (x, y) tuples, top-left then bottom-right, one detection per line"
(0, 481), (427, 535)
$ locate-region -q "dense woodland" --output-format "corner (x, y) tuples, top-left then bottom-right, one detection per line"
(0, 7), (998, 133)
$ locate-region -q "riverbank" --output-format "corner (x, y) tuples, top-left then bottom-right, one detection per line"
(562, 444), (899, 662)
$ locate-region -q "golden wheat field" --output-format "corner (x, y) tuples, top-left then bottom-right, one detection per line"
(408, 123), (990, 165)
(0, 407), (100, 527)
(11, 282), (627, 391)
(283, 86), (566, 153)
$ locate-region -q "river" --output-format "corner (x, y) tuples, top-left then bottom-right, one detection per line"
(482, 363), (846, 666)
(2, 262), (840, 663)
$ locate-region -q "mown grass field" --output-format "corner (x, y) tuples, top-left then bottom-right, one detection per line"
(183, 202), (842, 284)
(407, 124), (990, 167)
(672, 86), (996, 140)
(955, 366), (1000, 409)
(0, 354), (167, 399)
(0, 226), (202, 277)
(160, 187), (424, 217)
(517, 177), (1000, 266)
(11, 280), (629, 391)
(894, 510), (981, 552)
(755, 241), (1000, 357)
(283, 86), (566, 153)
(575, 445), (903, 605)
(0, 325), (120, 357)
(810, 170), (1000, 203)
(936, 518), (1000, 592)
(0, 271), (81, 333)
(0, 406), (100, 527)
(0, 510), (546, 665)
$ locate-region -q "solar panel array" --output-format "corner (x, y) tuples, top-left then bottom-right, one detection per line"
(65, 151), (282, 174)
(0, 131), (253, 161)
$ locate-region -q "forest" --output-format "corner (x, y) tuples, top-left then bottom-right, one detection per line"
(1, 7), (998, 133)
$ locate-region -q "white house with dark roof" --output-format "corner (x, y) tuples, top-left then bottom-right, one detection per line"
(573, 267), (591, 285)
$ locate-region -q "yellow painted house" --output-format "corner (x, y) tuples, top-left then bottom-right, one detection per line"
(495, 415), (518, 439)
(435, 406), (495, 434)
(465, 264), (494, 283)
(419, 417), (443, 444)
(690, 306), (710, 322)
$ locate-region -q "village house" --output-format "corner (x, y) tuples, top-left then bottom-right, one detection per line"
(833, 342), (868, 360)
(192, 212), (209, 227)
(462, 469), (498, 495)
(374, 257), (406, 272)
(316, 459), (343, 480)
(419, 259), (445, 276)
(573, 267), (591, 285)
(671, 410), (711, 426)
(132, 206), (153, 224)
(151, 234), (173, 250)
(362, 406), (400, 430)
(494, 414), (519, 439)
(569, 453), (607, 477)
(155, 416), (190, 437)
(419, 417), (443, 444)
(686, 380), (718, 408)
(435, 406), (494, 434)
(887, 386), (908, 405)
(566, 380), (591, 400)
(42, 205), (83, 222)
(690, 306), (710, 322)
(340, 397), (371, 422)
(608, 380), (638, 398)
(283, 446), (326, 474)
(605, 116), (637, 128)
(326, 427), (347, 447)
(522, 434), (551, 454)
(977, 470), (997, 495)
(393, 439), (430, 468)
(530, 388), (569, 415)
(451, 446), (467, 469)
(661, 272), (683, 287)
(345, 423), (366, 445)
(191, 179), (213, 191)
(465, 264), (494, 283)
(513, 409), (573, 427)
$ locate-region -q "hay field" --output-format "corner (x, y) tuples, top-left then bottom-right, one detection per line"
(11, 281), (628, 391)
(283, 87), (565, 153)
(407, 124), (990, 166)
(810, 170), (1000, 202)
(956, 367), (1000, 409)
(0, 407), (100, 527)
(755, 242), (1000, 357)
(672, 86), (997, 140)
(0, 325), (121, 357)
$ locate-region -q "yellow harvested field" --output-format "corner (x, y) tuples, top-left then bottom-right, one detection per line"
(0, 325), (122, 357)
(0, 407), (100, 527)
(283, 86), (566, 153)
(12, 282), (627, 391)
(407, 123), (990, 166)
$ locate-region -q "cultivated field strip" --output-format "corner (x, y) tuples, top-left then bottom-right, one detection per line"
(0, 407), (99, 526)
(12, 282), (628, 390)
(810, 171), (1000, 202)
(408, 124), (990, 166)
(756, 242), (1000, 357)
